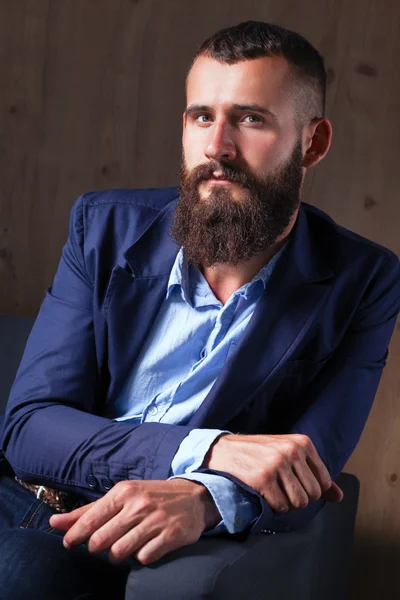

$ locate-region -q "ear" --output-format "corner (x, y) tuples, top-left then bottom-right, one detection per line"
(302, 118), (332, 169)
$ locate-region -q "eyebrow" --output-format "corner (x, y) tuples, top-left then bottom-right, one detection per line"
(185, 103), (278, 120)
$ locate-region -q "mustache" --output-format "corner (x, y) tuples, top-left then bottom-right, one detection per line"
(183, 160), (253, 188)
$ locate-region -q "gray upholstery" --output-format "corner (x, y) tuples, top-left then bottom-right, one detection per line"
(0, 314), (34, 415)
(126, 472), (359, 599)
(0, 313), (359, 599)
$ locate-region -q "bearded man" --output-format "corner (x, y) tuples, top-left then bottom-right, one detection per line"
(0, 20), (399, 600)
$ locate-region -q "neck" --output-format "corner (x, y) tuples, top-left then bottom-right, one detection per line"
(200, 210), (298, 304)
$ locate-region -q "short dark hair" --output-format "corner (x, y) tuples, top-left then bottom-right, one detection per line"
(188, 21), (326, 125)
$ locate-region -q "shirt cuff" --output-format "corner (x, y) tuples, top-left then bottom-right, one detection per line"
(170, 428), (230, 476)
(169, 472), (261, 535)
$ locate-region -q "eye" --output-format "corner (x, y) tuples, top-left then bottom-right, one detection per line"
(195, 114), (212, 125)
(243, 114), (263, 124)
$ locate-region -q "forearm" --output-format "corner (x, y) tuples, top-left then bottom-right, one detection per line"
(2, 403), (192, 500)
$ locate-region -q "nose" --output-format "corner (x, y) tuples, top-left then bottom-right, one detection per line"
(205, 122), (237, 162)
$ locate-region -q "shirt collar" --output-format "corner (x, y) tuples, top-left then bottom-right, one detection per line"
(167, 247), (191, 303)
(250, 241), (288, 289)
(167, 240), (288, 305)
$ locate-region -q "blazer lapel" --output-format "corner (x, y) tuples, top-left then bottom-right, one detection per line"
(188, 204), (334, 428)
(105, 200), (180, 402)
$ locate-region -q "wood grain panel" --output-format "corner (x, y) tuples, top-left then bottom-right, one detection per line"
(0, 0), (399, 596)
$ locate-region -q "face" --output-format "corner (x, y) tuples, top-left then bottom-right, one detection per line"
(183, 55), (303, 194)
(171, 55), (307, 267)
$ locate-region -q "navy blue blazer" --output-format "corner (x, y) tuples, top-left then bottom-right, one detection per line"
(2, 187), (400, 535)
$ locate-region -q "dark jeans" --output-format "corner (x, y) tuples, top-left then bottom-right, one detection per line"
(0, 474), (131, 599)
(0, 473), (259, 600)
(0, 472), (263, 600)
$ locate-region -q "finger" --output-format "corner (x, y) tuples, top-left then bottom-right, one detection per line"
(292, 459), (322, 502)
(49, 504), (92, 530)
(261, 478), (291, 513)
(278, 467), (309, 510)
(133, 531), (190, 566)
(321, 481), (344, 503)
(63, 499), (121, 549)
(304, 447), (332, 492)
(108, 521), (158, 564)
(87, 509), (143, 554)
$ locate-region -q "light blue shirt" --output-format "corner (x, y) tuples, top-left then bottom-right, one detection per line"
(112, 243), (286, 533)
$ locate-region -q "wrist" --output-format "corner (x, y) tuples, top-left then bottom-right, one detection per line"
(197, 484), (221, 530)
(202, 432), (233, 470)
(174, 478), (221, 530)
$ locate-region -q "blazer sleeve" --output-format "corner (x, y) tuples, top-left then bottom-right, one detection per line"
(1, 196), (193, 501)
(198, 251), (400, 535)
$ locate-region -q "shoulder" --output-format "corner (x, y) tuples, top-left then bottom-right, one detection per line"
(78, 186), (179, 212)
(302, 201), (399, 274)
(70, 185), (179, 247)
(67, 186), (179, 276)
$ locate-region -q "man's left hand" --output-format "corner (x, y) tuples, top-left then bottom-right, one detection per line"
(49, 479), (221, 565)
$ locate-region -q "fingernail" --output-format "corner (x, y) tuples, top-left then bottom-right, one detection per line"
(63, 539), (70, 550)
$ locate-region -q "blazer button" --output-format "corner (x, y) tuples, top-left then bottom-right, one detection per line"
(86, 474), (97, 488)
(102, 477), (113, 491)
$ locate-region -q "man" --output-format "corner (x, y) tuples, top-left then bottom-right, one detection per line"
(0, 20), (399, 599)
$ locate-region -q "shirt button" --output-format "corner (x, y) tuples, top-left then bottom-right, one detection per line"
(86, 474), (97, 489)
(148, 406), (158, 416)
(234, 516), (242, 529)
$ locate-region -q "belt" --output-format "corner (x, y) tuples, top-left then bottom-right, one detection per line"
(15, 476), (70, 513)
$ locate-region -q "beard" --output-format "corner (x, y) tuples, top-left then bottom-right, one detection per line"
(170, 139), (304, 268)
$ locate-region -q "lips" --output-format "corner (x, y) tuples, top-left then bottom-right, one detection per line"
(207, 176), (237, 184)
(210, 179), (235, 184)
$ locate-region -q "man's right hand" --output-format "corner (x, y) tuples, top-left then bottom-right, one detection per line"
(202, 433), (344, 513)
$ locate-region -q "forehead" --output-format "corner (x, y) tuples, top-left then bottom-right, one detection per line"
(186, 55), (294, 115)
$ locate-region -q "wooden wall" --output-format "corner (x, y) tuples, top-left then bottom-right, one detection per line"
(0, 0), (399, 596)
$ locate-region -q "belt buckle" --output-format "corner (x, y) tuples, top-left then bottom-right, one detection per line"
(36, 486), (46, 500)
